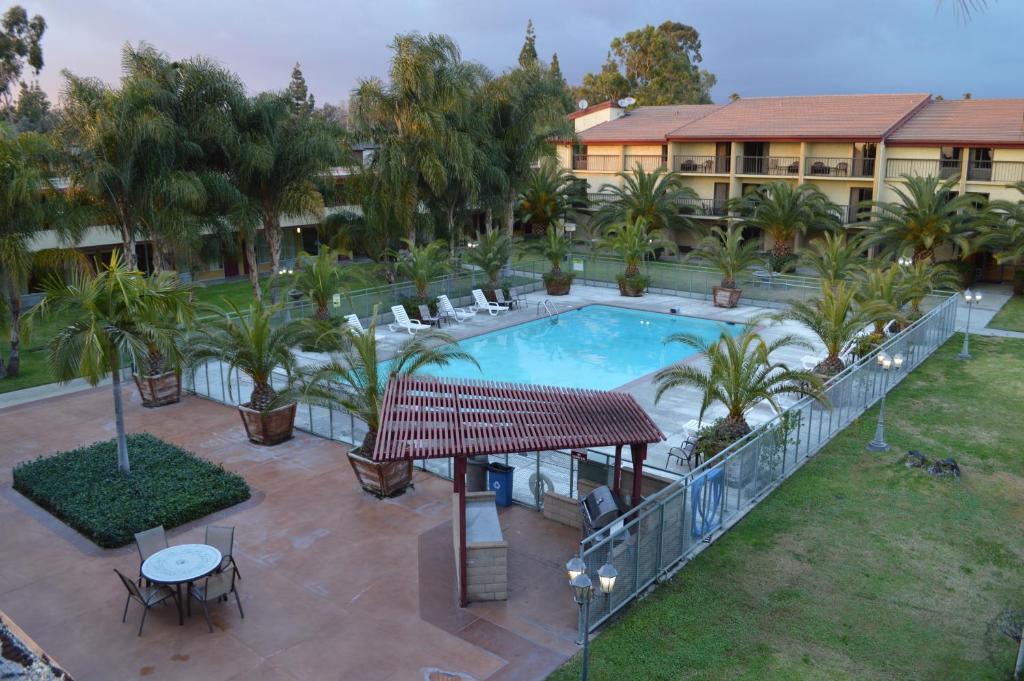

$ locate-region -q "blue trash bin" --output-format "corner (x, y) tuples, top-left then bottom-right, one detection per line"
(487, 463), (514, 507)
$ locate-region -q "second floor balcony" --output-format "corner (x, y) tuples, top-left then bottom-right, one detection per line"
(966, 160), (1024, 184)
(886, 158), (962, 180)
(805, 157), (876, 178)
(735, 156), (800, 176)
(572, 155), (622, 172)
(680, 197), (729, 217)
(673, 155), (731, 174)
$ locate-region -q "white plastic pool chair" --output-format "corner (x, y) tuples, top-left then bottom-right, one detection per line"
(437, 295), (476, 323)
(471, 289), (509, 316)
(388, 305), (430, 335)
(345, 314), (368, 335)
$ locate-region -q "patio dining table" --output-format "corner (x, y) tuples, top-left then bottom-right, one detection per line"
(141, 544), (222, 625)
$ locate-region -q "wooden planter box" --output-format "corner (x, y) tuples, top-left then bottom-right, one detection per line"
(347, 448), (414, 497)
(133, 370), (181, 408)
(617, 278), (646, 297)
(712, 286), (742, 308)
(238, 402), (296, 445)
(544, 274), (573, 296)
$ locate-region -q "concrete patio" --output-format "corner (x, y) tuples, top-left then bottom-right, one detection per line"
(0, 388), (582, 681)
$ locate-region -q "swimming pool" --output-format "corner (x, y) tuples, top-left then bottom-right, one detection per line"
(400, 305), (743, 391)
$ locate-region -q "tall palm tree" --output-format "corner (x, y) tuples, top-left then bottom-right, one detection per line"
(592, 166), (699, 234)
(465, 229), (513, 290)
(226, 91), (343, 299)
(0, 128), (87, 377)
(775, 282), (885, 376)
(864, 174), (981, 262)
(688, 224), (762, 289)
(654, 327), (826, 438)
(595, 218), (674, 295)
(298, 313), (479, 453)
(517, 159), (586, 234)
(32, 252), (193, 472)
(979, 183), (1024, 294)
(799, 231), (866, 285)
(393, 239), (451, 300)
(732, 182), (837, 263)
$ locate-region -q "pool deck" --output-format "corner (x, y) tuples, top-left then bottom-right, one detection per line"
(297, 284), (826, 473)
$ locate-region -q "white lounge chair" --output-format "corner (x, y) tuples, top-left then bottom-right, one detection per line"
(388, 305), (430, 335)
(345, 314), (368, 335)
(437, 295), (476, 323)
(471, 289), (509, 316)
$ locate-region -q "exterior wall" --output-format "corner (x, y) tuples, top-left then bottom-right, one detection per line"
(681, 176), (724, 200)
(542, 491), (582, 529)
(805, 142), (855, 158)
(672, 141), (718, 156)
(886, 145), (942, 160)
(766, 142), (801, 157)
(572, 105), (624, 133)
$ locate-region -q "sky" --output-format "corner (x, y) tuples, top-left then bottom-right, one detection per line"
(19, 0), (1024, 107)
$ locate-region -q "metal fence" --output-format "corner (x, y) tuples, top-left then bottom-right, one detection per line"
(571, 291), (959, 634)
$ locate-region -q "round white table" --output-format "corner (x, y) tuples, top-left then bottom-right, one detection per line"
(142, 544), (222, 625)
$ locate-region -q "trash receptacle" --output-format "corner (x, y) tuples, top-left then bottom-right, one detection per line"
(487, 463), (515, 507)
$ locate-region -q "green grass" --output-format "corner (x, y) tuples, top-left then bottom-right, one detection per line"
(550, 335), (1024, 681)
(12, 433), (250, 548)
(988, 296), (1024, 333)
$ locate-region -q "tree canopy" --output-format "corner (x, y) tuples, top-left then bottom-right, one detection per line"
(0, 5), (45, 109)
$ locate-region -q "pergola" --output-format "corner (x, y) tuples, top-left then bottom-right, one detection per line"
(372, 375), (665, 606)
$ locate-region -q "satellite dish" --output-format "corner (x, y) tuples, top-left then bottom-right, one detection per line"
(619, 96), (636, 107)
(577, 99), (589, 110)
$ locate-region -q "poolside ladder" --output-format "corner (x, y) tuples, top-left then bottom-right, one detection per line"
(536, 300), (556, 318)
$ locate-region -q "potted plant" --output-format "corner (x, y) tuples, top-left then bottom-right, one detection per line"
(276, 248), (356, 321)
(187, 299), (304, 445)
(525, 225), (575, 295)
(127, 271), (196, 407)
(465, 229), (513, 294)
(299, 311), (478, 497)
(689, 225), (761, 308)
(392, 238), (451, 301)
(595, 218), (673, 297)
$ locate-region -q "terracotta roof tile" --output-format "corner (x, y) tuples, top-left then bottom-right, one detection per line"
(577, 104), (722, 143)
(887, 99), (1024, 146)
(665, 93), (931, 140)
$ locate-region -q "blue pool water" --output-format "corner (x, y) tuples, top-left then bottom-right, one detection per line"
(395, 305), (743, 391)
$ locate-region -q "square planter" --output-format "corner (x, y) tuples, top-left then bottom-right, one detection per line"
(347, 448), (414, 497)
(712, 286), (742, 308)
(133, 370), (181, 408)
(238, 402), (296, 445)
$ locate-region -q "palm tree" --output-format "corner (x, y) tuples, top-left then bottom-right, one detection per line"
(393, 239), (451, 300)
(855, 265), (908, 334)
(226, 91), (343, 299)
(897, 260), (961, 316)
(594, 219), (674, 296)
(864, 174), (981, 262)
(654, 327), (826, 440)
(979, 184), (1024, 294)
(592, 166), (699, 235)
(799, 231), (866, 285)
(524, 225), (575, 294)
(280, 249), (358, 321)
(733, 182), (838, 265)
(32, 252), (193, 472)
(465, 229), (513, 290)
(688, 224), (762, 290)
(298, 313), (479, 453)
(774, 282), (885, 376)
(517, 159), (586, 234)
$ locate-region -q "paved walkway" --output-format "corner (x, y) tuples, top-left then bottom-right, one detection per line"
(956, 283), (1024, 339)
(0, 389), (581, 681)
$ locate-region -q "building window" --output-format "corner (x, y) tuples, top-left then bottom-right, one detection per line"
(967, 148), (994, 181)
(939, 147), (962, 179)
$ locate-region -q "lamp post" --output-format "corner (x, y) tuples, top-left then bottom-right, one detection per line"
(566, 558), (617, 681)
(866, 352), (903, 452)
(563, 221), (577, 272)
(958, 289), (981, 360)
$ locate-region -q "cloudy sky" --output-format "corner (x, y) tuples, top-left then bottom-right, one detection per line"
(21, 0), (1024, 107)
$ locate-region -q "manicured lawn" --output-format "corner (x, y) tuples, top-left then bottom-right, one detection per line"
(550, 335), (1024, 681)
(988, 295), (1024, 333)
(12, 433), (250, 548)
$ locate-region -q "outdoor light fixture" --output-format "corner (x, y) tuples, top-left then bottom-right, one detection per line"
(566, 557), (586, 582)
(571, 573), (593, 605)
(563, 221), (577, 234)
(296, 226), (302, 234)
(958, 289), (982, 360)
(597, 563), (618, 595)
(897, 255), (913, 267)
(567, 560), (619, 680)
(866, 352), (904, 452)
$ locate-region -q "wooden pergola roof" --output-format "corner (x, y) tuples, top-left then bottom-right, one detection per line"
(372, 376), (665, 462)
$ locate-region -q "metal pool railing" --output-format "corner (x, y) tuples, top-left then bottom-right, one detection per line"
(571, 291), (960, 634)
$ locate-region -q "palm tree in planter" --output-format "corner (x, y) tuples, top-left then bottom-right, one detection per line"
(733, 182), (837, 272)
(517, 159), (586, 236)
(896, 259), (960, 318)
(774, 282), (886, 377)
(799, 231), (866, 286)
(278, 248), (354, 321)
(465, 229), (513, 293)
(689, 224), (762, 308)
(32, 252), (193, 472)
(298, 313), (478, 496)
(654, 327), (827, 459)
(855, 265), (908, 335)
(594, 218), (674, 297)
(525, 225), (575, 295)
(393, 239), (451, 301)
(187, 299), (306, 445)
(978, 185), (1024, 295)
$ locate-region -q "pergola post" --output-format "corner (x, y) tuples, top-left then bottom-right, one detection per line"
(454, 456), (468, 607)
(612, 444), (623, 496)
(629, 442), (647, 507)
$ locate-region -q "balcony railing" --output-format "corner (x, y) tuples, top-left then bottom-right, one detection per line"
(623, 155), (668, 172)
(967, 160), (1024, 184)
(572, 155), (621, 172)
(805, 157), (875, 178)
(886, 158), (962, 180)
(673, 155), (731, 174)
(680, 197), (729, 217)
(825, 204), (873, 225)
(736, 156), (800, 176)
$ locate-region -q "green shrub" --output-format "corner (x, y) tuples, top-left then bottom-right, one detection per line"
(12, 433), (251, 548)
